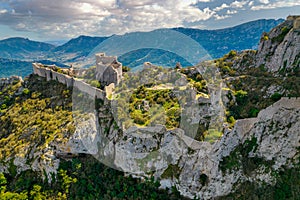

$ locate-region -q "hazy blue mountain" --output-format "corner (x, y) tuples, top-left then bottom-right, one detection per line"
(52, 35), (109, 56)
(0, 58), (31, 78)
(44, 40), (68, 46)
(173, 19), (284, 58)
(0, 18), (285, 77)
(0, 37), (55, 60)
(0, 58), (68, 78)
(118, 48), (192, 68)
(85, 19), (283, 68)
(47, 35), (109, 63)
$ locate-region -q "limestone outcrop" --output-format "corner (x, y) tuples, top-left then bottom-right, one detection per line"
(256, 16), (300, 72)
(0, 76), (22, 87)
(65, 96), (299, 199)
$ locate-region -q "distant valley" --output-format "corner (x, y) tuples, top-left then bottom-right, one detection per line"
(0, 18), (284, 78)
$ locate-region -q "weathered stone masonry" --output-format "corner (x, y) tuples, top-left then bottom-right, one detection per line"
(32, 63), (106, 100)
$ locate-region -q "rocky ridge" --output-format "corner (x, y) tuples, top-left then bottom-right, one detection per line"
(65, 97), (299, 199)
(0, 17), (299, 199)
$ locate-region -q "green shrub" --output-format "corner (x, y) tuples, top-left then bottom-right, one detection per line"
(90, 80), (101, 88)
(270, 92), (282, 101)
(249, 108), (259, 117)
(263, 35), (269, 41)
(22, 88), (30, 95)
(234, 90), (248, 104)
(1, 104), (7, 110)
(271, 26), (291, 43)
(122, 66), (130, 72)
(227, 50), (237, 59)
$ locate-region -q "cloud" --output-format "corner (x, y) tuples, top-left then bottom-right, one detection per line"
(251, 0), (300, 10)
(214, 14), (231, 20)
(258, 0), (269, 4)
(197, 0), (212, 2)
(0, 0), (217, 39)
(226, 10), (238, 14)
(230, 1), (249, 8)
(0, 0), (298, 39)
(214, 3), (229, 11)
(0, 9), (7, 14)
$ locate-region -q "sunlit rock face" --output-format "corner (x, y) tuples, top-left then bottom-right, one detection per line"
(168, 98), (300, 199)
(66, 97), (299, 199)
(256, 16), (300, 72)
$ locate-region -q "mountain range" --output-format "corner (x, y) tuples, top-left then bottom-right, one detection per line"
(0, 18), (284, 78)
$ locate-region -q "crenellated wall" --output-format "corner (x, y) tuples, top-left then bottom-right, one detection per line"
(32, 63), (106, 100)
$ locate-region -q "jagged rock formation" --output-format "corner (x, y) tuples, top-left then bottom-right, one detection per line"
(256, 16), (300, 72)
(65, 96), (299, 199)
(0, 76), (23, 87)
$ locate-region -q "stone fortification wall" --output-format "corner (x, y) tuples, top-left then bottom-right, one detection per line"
(32, 63), (106, 100)
(73, 78), (105, 100)
(51, 70), (74, 88)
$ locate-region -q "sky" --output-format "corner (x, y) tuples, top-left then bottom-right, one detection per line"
(0, 0), (299, 41)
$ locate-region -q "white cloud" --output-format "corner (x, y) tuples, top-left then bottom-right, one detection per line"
(0, 0), (298, 39)
(251, 0), (300, 10)
(0, 0), (217, 39)
(258, 0), (269, 4)
(197, 0), (212, 2)
(214, 14), (231, 20)
(214, 3), (229, 11)
(226, 10), (238, 14)
(230, 1), (249, 8)
(0, 9), (7, 14)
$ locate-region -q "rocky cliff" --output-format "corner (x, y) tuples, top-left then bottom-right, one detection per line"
(256, 16), (300, 72)
(0, 17), (299, 199)
(66, 97), (299, 199)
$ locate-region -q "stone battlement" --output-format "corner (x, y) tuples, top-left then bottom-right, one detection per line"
(32, 63), (106, 100)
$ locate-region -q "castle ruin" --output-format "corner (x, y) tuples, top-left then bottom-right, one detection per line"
(95, 53), (122, 86)
(32, 53), (123, 101)
(287, 15), (300, 30)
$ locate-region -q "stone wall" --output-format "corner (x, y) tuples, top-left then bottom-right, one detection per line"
(73, 78), (105, 100)
(32, 63), (106, 100)
(52, 70), (74, 88)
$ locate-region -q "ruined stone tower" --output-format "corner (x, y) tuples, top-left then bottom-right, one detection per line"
(95, 53), (122, 86)
(287, 15), (300, 30)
